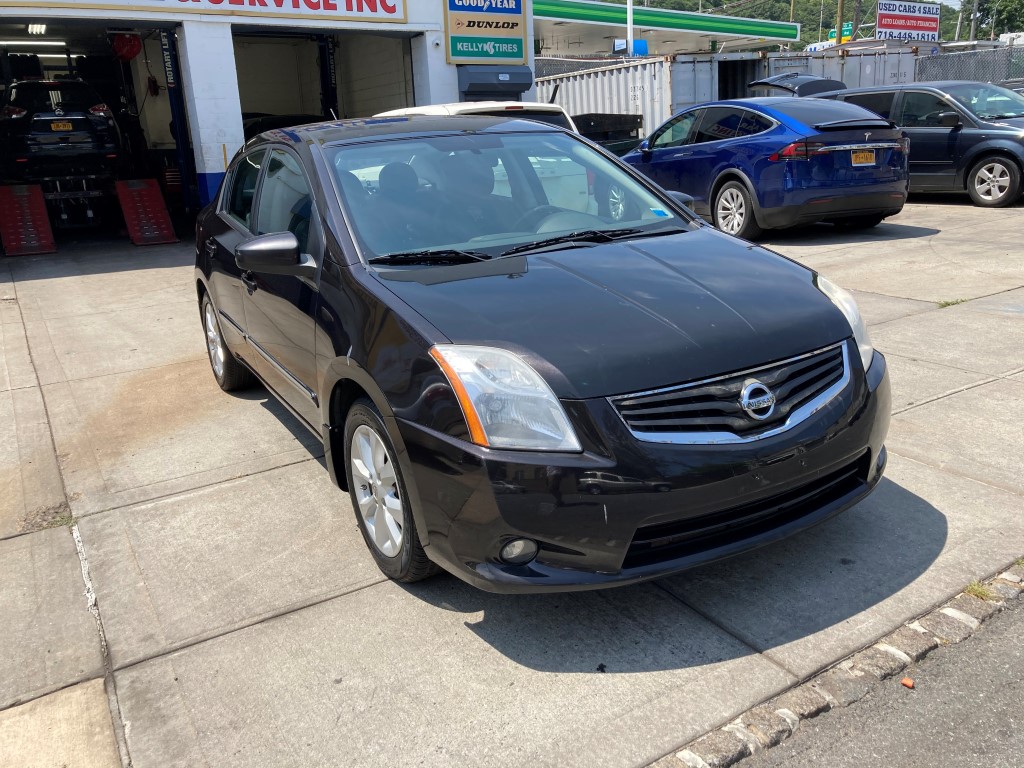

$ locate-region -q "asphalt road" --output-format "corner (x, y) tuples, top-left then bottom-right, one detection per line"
(746, 596), (1024, 768)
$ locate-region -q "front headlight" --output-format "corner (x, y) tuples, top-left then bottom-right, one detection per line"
(429, 345), (582, 452)
(816, 275), (874, 371)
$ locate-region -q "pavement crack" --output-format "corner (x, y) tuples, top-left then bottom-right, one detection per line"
(72, 523), (134, 768)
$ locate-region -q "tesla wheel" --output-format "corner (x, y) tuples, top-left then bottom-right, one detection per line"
(967, 157), (1021, 208)
(714, 181), (762, 240)
(607, 182), (628, 222)
(344, 399), (437, 583)
(202, 294), (254, 392)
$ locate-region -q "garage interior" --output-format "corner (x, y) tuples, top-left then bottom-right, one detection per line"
(0, 18), (415, 252)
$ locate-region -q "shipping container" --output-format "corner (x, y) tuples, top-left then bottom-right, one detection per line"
(537, 46), (920, 139)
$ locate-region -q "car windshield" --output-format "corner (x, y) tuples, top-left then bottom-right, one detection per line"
(9, 82), (101, 114)
(324, 131), (689, 264)
(944, 83), (1024, 120)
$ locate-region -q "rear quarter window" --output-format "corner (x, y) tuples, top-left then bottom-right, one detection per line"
(841, 92), (896, 119)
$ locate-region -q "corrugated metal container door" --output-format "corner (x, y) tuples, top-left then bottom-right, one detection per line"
(669, 57), (716, 114)
(536, 58), (673, 136)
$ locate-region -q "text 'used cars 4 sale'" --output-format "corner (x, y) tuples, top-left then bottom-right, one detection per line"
(195, 115), (891, 593)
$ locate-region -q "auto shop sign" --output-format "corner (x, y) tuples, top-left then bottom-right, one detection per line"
(0, 0), (407, 23)
(875, 1), (940, 41)
(446, 0), (527, 65)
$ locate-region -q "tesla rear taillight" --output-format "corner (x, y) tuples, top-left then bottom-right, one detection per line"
(2, 105), (27, 119)
(89, 103), (114, 118)
(769, 141), (826, 161)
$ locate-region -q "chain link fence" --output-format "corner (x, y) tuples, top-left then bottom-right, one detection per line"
(535, 56), (657, 79)
(915, 46), (1024, 84)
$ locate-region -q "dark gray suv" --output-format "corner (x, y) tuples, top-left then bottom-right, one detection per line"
(816, 81), (1024, 207)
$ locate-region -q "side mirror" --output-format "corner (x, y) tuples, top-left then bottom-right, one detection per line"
(666, 190), (702, 221)
(235, 232), (315, 278)
(938, 111), (961, 128)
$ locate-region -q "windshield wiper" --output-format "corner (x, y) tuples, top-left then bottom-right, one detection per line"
(498, 228), (641, 258)
(498, 225), (690, 258)
(368, 248), (491, 266)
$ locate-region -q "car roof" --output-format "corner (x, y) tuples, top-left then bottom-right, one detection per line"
(818, 80), (993, 96)
(247, 115), (562, 147)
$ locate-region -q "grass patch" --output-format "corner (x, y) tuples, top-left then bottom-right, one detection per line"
(937, 298), (968, 308)
(1015, 556), (1024, 568)
(965, 580), (995, 601)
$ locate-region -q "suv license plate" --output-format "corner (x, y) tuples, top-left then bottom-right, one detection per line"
(852, 150), (875, 166)
(50, 121), (73, 131)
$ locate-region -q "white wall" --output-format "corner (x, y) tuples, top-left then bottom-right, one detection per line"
(233, 37), (322, 116)
(338, 34), (413, 117)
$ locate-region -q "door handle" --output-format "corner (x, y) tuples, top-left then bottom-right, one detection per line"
(241, 272), (258, 295)
(205, 239), (217, 257)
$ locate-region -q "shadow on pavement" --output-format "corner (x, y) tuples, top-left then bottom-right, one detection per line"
(3, 236), (192, 281)
(763, 221), (940, 246)
(400, 477), (947, 674)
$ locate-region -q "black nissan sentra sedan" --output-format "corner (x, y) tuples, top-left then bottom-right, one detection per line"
(195, 116), (890, 593)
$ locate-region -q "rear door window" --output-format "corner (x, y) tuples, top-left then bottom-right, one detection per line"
(225, 150), (266, 231)
(898, 92), (955, 127)
(842, 92), (896, 119)
(693, 107), (741, 144)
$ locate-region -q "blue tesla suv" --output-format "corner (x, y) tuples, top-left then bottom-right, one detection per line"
(621, 97), (909, 239)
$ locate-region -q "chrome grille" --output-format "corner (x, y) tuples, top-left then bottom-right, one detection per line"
(609, 342), (849, 444)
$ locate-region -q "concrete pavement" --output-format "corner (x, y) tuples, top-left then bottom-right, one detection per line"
(0, 200), (1021, 768)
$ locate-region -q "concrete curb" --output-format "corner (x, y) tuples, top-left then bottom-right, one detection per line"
(652, 561), (1024, 768)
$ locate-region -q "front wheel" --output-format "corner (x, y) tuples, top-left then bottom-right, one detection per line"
(344, 399), (437, 583)
(202, 294), (255, 392)
(967, 157), (1021, 207)
(713, 181), (762, 240)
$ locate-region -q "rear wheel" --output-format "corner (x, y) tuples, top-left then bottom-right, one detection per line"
(344, 399), (437, 583)
(714, 181), (762, 240)
(202, 294), (255, 392)
(966, 157), (1021, 207)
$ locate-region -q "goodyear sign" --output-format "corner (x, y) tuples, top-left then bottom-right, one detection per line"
(446, 0), (526, 65)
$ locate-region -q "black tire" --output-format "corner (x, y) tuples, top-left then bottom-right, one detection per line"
(833, 216), (884, 230)
(201, 293), (255, 392)
(713, 181), (762, 240)
(344, 398), (437, 583)
(966, 156), (1022, 208)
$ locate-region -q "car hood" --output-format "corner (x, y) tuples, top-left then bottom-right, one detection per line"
(376, 227), (852, 399)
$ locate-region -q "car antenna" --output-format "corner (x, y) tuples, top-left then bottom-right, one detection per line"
(330, 109), (338, 120)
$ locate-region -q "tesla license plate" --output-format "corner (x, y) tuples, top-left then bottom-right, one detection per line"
(50, 121), (73, 132)
(852, 150), (875, 166)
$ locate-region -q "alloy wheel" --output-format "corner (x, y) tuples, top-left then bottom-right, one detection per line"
(350, 424), (404, 557)
(716, 187), (746, 235)
(204, 302), (225, 379)
(973, 162), (1011, 202)
(608, 183), (627, 221)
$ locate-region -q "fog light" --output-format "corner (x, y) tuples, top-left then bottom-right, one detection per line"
(500, 538), (538, 565)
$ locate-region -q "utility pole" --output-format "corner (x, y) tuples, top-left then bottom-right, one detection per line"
(955, 8), (963, 40)
(836, 0), (845, 44)
(969, 0), (979, 40)
(627, 0), (634, 55)
(851, 0), (862, 37)
(790, 0), (796, 22)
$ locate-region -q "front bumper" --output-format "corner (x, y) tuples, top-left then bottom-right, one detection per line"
(398, 348), (891, 593)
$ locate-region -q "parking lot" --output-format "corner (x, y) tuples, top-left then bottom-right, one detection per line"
(2, 199), (1023, 767)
